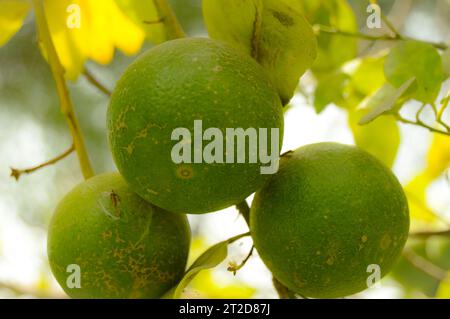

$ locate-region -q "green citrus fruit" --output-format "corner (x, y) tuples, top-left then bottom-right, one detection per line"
(107, 37), (284, 214)
(250, 142), (410, 298)
(47, 172), (191, 299)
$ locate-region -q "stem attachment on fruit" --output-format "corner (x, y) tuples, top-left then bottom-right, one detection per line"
(153, 0), (186, 39)
(236, 200), (297, 299)
(10, 143), (75, 181)
(32, 0), (94, 180)
(272, 277), (299, 299)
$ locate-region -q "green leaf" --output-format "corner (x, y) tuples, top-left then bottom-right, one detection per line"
(114, 0), (166, 44)
(385, 41), (444, 103)
(358, 78), (415, 125)
(349, 111), (400, 168)
(168, 233), (249, 299)
(203, 0), (318, 105)
(298, 0), (358, 73)
(443, 48), (450, 79)
(314, 72), (349, 113)
(351, 55), (386, 96)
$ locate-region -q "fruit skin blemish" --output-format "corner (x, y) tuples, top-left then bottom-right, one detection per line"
(107, 38), (284, 215)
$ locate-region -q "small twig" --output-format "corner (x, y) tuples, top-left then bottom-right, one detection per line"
(143, 17), (165, 25)
(236, 200), (250, 225)
(314, 25), (448, 50)
(437, 95), (450, 130)
(236, 199), (295, 299)
(395, 114), (450, 136)
(83, 68), (111, 96)
(381, 15), (402, 39)
(409, 229), (450, 239)
(227, 245), (254, 275)
(10, 143), (75, 181)
(403, 249), (447, 281)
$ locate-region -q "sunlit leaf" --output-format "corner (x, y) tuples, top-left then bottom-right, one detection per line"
(114, 0), (166, 44)
(349, 111), (400, 168)
(442, 48), (450, 79)
(171, 240), (228, 298)
(203, 0), (318, 105)
(358, 78), (415, 125)
(0, 0), (30, 47)
(189, 271), (255, 299)
(314, 71), (349, 113)
(42, 0), (146, 79)
(437, 276), (450, 298)
(405, 134), (450, 224)
(351, 55), (386, 96)
(385, 41), (444, 103)
(168, 233), (249, 299)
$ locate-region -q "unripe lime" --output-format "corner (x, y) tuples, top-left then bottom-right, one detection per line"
(250, 143), (410, 298)
(107, 37), (284, 214)
(47, 173), (191, 299)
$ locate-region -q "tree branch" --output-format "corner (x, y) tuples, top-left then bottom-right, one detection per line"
(33, 0), (94, 179)
(314, 24), (448, 51)
(403, 249), (447, 281)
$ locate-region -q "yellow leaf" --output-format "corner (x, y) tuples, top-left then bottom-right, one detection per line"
(405, 134), (450, 223)
(189, 271), (255, 299)
(114, 0), (166, 44)
(42, 0), (145, 79)
(436, 274), (450, 298)
(0, 0), (31, 47)
(425, 134), (450, 179)
(44, 0), (86, 80)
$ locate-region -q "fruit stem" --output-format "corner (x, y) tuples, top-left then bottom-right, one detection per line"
(83, 68), (112, 96)
(153, 0), (186, 39)
(236, 200), (251, 224)
(32, 0), (94, 180)
(237, 200), (297, 299)
(10, 143), (75, 181)
(272, 277), (299, 299)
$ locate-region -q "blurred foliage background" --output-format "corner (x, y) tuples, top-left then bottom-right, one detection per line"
(0, 0), (449, 298)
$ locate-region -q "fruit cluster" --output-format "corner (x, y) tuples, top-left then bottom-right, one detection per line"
(48, 38), (410, 299)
